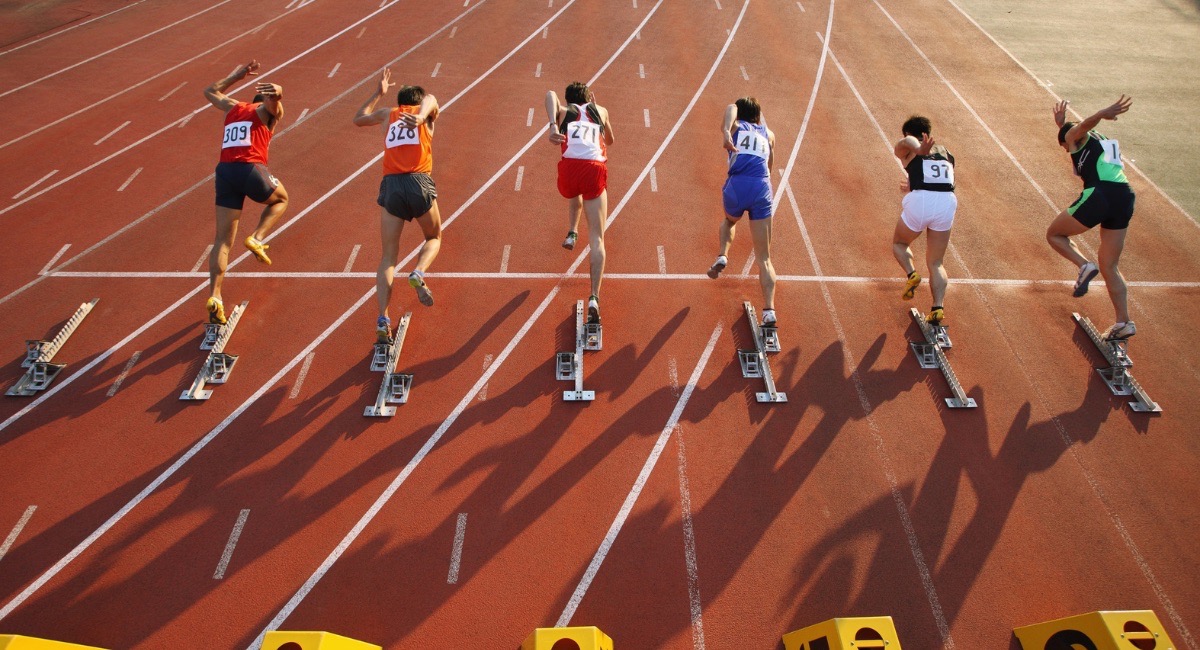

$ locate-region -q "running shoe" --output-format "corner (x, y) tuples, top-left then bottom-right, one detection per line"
(926, 307), (945, 326)
(409, 271), (434, 306)
(902, 271), (922, 301)
(245, 236), (272, 265)
(1104, 321), (1137, 341)
(761, 308), (777, 328)
(707, 255), (728, 279)
(206, 297), (226, 325)
(587, 295), (601, 324)
(376, 316), (392, 344)
(1073, 261), (1099, 297)
(562, 231), (578, 250)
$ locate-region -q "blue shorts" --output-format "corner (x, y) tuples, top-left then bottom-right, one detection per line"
(722, 175), (772, 221)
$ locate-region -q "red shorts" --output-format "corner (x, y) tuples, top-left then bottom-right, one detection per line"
(557, 158), (607, 200)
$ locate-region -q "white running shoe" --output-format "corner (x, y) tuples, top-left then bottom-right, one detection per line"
(1073, 262), (1099, 297)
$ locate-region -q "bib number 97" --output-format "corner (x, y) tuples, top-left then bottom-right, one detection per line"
(922, 159), (954, 185)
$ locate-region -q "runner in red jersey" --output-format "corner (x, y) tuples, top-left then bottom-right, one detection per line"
(545, 81), (615, 323)
(201, 59), (288, 324)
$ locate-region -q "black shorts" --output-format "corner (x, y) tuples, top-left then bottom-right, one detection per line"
(214, 162), (280, 209)
(377, 173), (437, 221)
(1068, 182), (1135, 230)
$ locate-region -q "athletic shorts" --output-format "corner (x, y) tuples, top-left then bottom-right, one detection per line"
(557, 158), (607, 201)
(378, 173), (437, 221)
(214, 162), (280, 209)
(901, 190), (958, 232)
(722, 175), (773, 221)
(1068, 182), (1135, 230)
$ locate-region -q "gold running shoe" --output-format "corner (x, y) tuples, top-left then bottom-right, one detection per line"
(206, 297), (226, 325)
(245, 236), (271, 265)
(902, 271), (922, 301)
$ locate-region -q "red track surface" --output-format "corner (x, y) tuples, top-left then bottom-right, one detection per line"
(0, 1), (1197, 648)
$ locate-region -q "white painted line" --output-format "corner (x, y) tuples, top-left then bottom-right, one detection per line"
(559, 323), (722, 626)
(328, 62), (342, 78)
(526, 107), (534, 127)
(0, 506), (37, 562)
(633, 0), (638, 6)
(638, 63), (645, 78)
(535, 62), (542, 77)
(514, 165), (524, 191)
(657, 245), (666, 274)
(178, 113), (192, 128)
(477, 354), (494, 401)
(289, 352), (316, 399)
(0, 0), (234, 100)
(500, 245), (511, 273)
(297, 108), (310, 122)
(431, 62), (442, 77)
(447, 513), (468, 583)
(740, 251), (755, 277)
(739, 65), (749, 80)
(450, 25), (458, 38)
(158, 81), (187, 102)
(796, 0), (805, 10)
(714, 0), (722, 8)
(344, 244), (361, 272)
(643, 108), (650, 127)
(357, 26), (367, 38)
(543, 27), (549, 38)
(635, 30), (640, 40)
(649, 166), (657, 192)
(116, 167), (143, 192)
(674, 421), (706, 650)
(379, 0), (387, 7)
(213, 509), (251, 579)
(0, 1), (148, 56)
(106, 351), (141, 397)
(191, 244), (213, 273)
(12, 170), (57, 200)
(285, 0), (300, 9)
(39, 244), (71, 275)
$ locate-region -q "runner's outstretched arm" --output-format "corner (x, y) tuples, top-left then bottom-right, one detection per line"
(544, 91), (565, 144)
(204, 60), (259, 112)
(353, 68), (394, 127)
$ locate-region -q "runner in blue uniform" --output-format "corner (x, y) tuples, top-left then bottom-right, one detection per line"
(708, 97), (778, 327)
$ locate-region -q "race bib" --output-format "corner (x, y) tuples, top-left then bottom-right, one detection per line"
(386, 121), (419, 148)
(567, 121), (601, 145)
(922, 159), (954, 184)
(221, 121), (252, 148)
(734, 129), (769, 159)
(1099, 138), (1124, 167)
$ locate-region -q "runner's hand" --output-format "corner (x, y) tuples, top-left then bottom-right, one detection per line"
(900, 179), (910, 192)
(1053, 100), (1069, 127)
(918, 133), (935, 156)
(1097, 94), (1132, 121)
(235, 60), (260, 80)
(378, 68), (394, 96)
(255, 83), (282, 99)
(400, 112), (426, 127)
(723, 133), (737, 153)
(547, 123), (566, 145)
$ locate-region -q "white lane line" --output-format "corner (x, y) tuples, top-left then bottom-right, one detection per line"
(636, 30), (641, 40)
(289, 352), (316, 399)
(191, 244), (213, 273)
(558, 324), (722, 626)
(431, 62), (442, 77)
(674, 421), (706, 650)
(12, 170), (57, 200)
(796, 0), (805, 10)
(328, 62), (342, 78)
(739, 65), (749, 80)
(639, 63), (645, 78)
(714, 0), (722, 8)
(177, 114), (192, 128)
(477, 354), (494, 401)
(116, 167), (143, 192)
(514, 165), (525, 191)
(526, 107), (534, 127)
(297, 108), (310, 122)
(344, 244), (361, 272)
(450, 25), (458, 38)
(543, 27), (549, 38)
(643, 108), (650, 127)
(0, 1), (148, 56)
(657, 245), (666, 274)
(446, 513), (468, 583)
(0, 0), (234, 100)
(0, 506), (37, 562)
(213, 509), (251, 579)
(649, 166), (657, 191)
(286, 0), (300, 8)
(106, 351), (141, 398)
(740, 251), (755, 277)
(535, 62), (543, 77)
(379, 0), (387, 7)
(633, 0), (638, 6)
(500, 245), (511, 273)
(357, 26), (367, 38)
(158, 81), (187, 101)
(39, 244), (71, 275)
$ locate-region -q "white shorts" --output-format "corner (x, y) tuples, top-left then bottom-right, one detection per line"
(901, 190), (958, 232)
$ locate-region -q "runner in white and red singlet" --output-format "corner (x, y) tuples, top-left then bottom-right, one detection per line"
(201, 59), (289, 324)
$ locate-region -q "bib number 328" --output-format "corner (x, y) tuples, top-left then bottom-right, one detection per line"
(922, 159), (954, 185)
(386, 121), (419, 148)
(221, 121), (252, 148)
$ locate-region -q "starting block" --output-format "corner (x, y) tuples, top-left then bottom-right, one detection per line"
(260, 631), (381, 650)
(0, 636), (107, 649)
(1014, 610), (1175, 650)
(908, 308), (975, 409)
(180, 301), (247, 401)
(364, 312), (414, 417)
(7, 299), (97, 397)
(737, 302), (785, 403)
(558, 300), (601, 402)
(1073, 313), (1160, 413)
(520, 626), (613, 650)
(782, 616), (903, 650)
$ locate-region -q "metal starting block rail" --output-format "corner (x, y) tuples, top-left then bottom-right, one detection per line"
(180, 301), (247, 401)
(737, 302), (786, 403)
(557, 300), (601, 401)
(909, 308), (976, 409)
(364, 312), (413, 417)
(7, 299), (98, 397)
(1072, 312), (1160, 413)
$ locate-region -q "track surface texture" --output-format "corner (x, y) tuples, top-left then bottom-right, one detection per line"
(0, 1), (1197, 649)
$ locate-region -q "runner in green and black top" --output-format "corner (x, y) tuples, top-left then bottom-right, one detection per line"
(1047, 95), (1137, 340)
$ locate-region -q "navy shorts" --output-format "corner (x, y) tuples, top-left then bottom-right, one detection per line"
(1068, 182), (1135, 230)
(722, 175), (773, 221)
(214, 162), (280, 209)
(378, 173), (437, 221)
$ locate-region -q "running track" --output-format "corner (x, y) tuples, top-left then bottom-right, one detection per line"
(0, 1), (1197, 648)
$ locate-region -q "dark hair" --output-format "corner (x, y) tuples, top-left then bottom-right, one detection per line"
(902, 116), (931, 138)
(735, 97), (761, 123)
(565, 82), (591, 105)
(1057, 122), (1076, 145)
(396, 85), (425, 106)
(251, 94), (264, 104)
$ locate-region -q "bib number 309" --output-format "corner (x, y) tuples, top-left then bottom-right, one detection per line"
(386, 121), (419, 148)
(221, 121), (252, 148)
(922, 159), (954, 185)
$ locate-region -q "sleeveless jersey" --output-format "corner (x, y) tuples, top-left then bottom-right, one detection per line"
(727, 120), (770, 178)
(905, 146), (955, 192)
(382, 105), (433, 175)
(560, 103), (607, 162)
(1070, 131), (1128, 187)
(219, 102), (272, 164)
